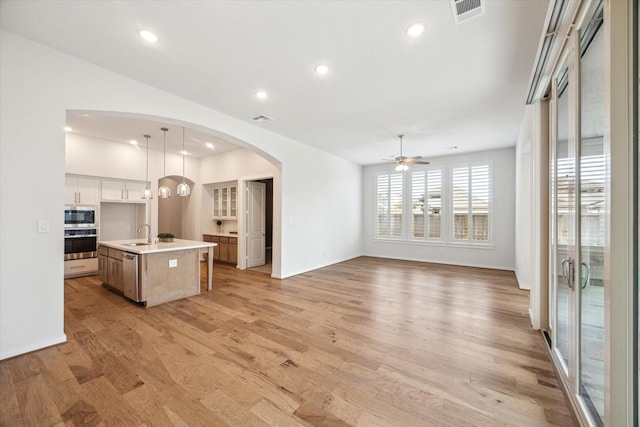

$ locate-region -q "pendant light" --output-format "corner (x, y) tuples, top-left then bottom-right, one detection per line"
(176, 127), (191, 197)
(142, 134), (153, 199)
(158, 127), (171, 198)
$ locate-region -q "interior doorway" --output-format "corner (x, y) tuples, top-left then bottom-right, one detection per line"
(245, 178), (273, 273)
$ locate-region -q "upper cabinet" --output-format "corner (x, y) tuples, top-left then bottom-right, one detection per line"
(101, 179), (147, 203)
(65, 175), (100, 205)
(212, 183), (237, 220)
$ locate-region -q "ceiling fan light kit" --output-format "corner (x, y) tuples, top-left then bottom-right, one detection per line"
(392, 134), (429, 171)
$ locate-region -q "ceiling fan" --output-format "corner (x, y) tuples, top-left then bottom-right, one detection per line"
(392, 134), (429, 171)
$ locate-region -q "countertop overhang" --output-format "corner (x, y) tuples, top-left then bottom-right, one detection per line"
(99, 238), (215, 255)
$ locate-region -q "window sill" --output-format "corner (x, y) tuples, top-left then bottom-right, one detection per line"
(446, 241), (495, 250)
(373, 238), (494, 250)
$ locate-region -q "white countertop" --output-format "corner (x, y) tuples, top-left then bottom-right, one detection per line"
(203, 232), (239, 238)
(99, 238), (215, 255)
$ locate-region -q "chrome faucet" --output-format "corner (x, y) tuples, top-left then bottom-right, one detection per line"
(138, 224), (151, 244)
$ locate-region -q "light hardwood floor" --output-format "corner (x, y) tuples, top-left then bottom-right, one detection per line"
(0, 257), (575, 426)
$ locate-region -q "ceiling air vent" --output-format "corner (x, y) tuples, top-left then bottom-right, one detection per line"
(450, 0), (484, 25)
(252, 115), (272, 123)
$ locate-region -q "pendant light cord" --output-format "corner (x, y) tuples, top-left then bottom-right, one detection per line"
(145, 134), (150, 186)
(182, 127), (186, 183)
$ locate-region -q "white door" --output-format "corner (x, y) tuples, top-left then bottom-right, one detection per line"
(246, 182), (266, 268)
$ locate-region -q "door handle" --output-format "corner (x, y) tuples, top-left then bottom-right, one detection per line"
(561, 257), (575, 289)
(581, 262), (590, 289)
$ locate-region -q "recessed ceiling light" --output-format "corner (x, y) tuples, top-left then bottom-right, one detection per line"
(129, 140), (138, 145)
(447, 146), (459, 150)
(206, 142), (215, 150)
(406, 23), (424, 38)
(138, 30), (158, 43)
(64, 126), (72, 132)
(255, 90), (268, 100)
(315, 64), (329, 75)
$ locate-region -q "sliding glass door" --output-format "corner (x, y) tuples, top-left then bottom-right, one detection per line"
(549, 4), (604, 426)
(578, 21), (605, 422)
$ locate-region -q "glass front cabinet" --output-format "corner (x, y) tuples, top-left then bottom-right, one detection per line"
(212, 183), (238, 220)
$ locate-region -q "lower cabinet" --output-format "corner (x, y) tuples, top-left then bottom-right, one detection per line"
(202, 234), (237, 265)
(64, 258), (98, 278)
(98, 245), (125, 292)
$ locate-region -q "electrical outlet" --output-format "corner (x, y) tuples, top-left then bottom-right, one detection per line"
(169, 259), (178, 268)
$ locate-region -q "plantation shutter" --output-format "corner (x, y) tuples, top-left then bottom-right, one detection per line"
(376, 172), (403, 238)
(470, 164), (490, 241)
(412, 169), (443, 239)
(411, 171), (426, 238)
(452, 167), (469, 240)
(426, 169), (442, 239)
(452, 163), (491, 242)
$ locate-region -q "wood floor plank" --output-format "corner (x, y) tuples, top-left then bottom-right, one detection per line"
(0, 257), (575, 426)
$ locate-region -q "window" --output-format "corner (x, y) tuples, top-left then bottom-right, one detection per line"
(376, 173), (403, 238)
(451, 163), (490, 242)
(411, 169), (443, 240)
(375, 162), (491, 245)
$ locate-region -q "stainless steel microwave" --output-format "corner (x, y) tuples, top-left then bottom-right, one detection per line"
(64, 206), (98, 228)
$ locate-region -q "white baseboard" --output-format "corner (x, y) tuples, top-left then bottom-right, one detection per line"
(0, 334), (67, 360)
(514, 269), (531, 290)
(361, 253), (515, 272)
(528, 308), (535, 327)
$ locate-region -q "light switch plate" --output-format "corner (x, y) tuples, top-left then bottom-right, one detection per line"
(38, 220), (50, 233)
(169, 259), (178, 268)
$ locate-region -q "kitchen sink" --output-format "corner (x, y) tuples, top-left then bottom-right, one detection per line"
(122, 242), (149, 246)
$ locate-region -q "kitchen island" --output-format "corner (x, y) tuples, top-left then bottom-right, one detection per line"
(98, 238), (215, 307)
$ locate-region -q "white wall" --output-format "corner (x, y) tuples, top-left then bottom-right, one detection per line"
(514, 102), (549, 330)
(200, 147), (276, 238)
(199, 147), (363, 274)
(362, 147), (516, 270)
(515, 106), (534, 290)
(0, 30), (362, 359)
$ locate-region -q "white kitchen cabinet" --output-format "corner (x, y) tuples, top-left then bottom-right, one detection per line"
(212, 183), (237, 219)
(65, 175), (100, 205)
(101, 179), (147, 203)
(64, 258), (98, 278)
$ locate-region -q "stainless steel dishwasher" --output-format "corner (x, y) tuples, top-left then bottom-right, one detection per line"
(122, 252), (140, 302)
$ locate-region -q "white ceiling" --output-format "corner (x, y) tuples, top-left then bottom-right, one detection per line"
(0, 0), (549, 164)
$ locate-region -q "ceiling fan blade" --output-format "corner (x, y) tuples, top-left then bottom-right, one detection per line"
(405, 156), (429, 165)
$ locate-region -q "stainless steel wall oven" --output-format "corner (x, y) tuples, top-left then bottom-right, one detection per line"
(64, 228), (98, 260)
